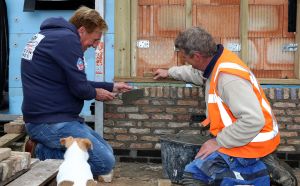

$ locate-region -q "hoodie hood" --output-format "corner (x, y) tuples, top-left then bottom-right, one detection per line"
(40, 17), (78, 34)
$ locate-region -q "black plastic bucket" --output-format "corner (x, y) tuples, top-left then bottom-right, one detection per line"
(160, 134), (211, 183)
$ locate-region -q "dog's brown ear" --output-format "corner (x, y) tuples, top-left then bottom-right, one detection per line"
(82, 138), (92, 150)
(60, 138), (67, 146)
(60, 136), (73, 146)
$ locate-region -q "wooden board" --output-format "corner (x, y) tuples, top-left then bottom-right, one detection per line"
(0, 134), (25, 147)
(6, 159), (63, 186)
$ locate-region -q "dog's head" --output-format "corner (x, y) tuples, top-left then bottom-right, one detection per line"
(60, 136), (92, 152)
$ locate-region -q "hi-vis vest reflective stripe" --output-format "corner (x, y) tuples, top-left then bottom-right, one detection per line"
(208, 49), (280, 158)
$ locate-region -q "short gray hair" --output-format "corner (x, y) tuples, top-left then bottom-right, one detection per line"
(175, 26), (217, 57)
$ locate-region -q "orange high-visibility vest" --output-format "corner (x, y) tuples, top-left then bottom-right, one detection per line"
(208, 48), (280, 158)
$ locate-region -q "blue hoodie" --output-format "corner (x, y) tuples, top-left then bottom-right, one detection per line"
(21, 17), (113, 123)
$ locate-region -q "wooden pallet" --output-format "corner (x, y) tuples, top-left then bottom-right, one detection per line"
(6, 159), (62, 186)
(0, 133), (25, 148)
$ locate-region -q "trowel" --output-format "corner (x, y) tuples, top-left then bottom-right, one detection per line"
(118, 88), (144, 104)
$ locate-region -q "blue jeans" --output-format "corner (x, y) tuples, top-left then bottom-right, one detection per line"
(25, 121), (115, 176)
(185, 151), (270, 185)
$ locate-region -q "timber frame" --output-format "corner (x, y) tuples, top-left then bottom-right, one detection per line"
(114, 0), (300, 84)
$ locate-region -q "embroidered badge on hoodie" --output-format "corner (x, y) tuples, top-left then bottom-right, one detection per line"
(77, 58), (85, 71)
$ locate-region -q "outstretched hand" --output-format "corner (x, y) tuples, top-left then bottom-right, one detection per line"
(153, 69), (169, 80)
(113, 82), (133, 93)
(195, 138), (220, 160)
(95, 88), (116, 101)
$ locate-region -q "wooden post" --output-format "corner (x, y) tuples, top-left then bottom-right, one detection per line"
(115, 0), (131, 77)
(240, 0), (249, 65)
(185, 0), (192, 29)
(295, 0), (300, 79)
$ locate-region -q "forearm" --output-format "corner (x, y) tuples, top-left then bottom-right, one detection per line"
(88, 81), (114, 92)
(168, 65), (205, 85)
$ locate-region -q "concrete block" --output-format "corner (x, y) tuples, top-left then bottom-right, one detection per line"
(4, 122), (25, 134)
(0, 148), (11, 162)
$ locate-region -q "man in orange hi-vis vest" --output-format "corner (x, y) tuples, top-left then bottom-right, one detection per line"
(153, 27), (297, 186)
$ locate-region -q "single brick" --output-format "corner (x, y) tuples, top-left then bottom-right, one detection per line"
(4, 122), (25, 134)
(0, 148), (11, 162)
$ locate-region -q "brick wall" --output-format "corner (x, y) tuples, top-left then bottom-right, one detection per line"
(104, 86), (300, 165)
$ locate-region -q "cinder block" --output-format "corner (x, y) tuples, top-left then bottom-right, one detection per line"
(4, 122), (25, 134)
(0, 148), (11, 162)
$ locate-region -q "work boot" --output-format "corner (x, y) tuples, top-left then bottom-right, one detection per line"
(181, 172), (207, 186)
(24, 137), (37, 158)
(261, 153), (298, 186)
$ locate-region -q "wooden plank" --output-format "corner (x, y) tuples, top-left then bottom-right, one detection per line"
(0, 134), (25, 148)
(295, 0), (300, 79)
(0, 115), (21, 122)
(0, 158), (39, 186)
(185, 0), (192, 28)
(0, 168), (29, 186)
(115, 0), (131, 77)
(259, 78), (300, 85)
(240, 0), (249, 65)
(131, 0), (138, 77)
(7, 159), (63, 186)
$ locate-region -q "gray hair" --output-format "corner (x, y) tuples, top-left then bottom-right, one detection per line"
(175, 26), (217, 57)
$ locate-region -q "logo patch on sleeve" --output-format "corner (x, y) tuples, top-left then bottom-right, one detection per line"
(77, 58), (85, 71)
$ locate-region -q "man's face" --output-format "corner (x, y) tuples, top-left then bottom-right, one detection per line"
(79, 27), (102, 52)
(180, 50), (206, 71)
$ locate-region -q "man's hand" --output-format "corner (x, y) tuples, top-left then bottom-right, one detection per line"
(195, 138), (220, 160)
(113, 82), (133, 93)
(95, 88), (116, 101)
(153, 69), (169, 80)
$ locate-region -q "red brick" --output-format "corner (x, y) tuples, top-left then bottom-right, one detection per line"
(116, 135), (137, 141)
(177, 100), (198, 106)
(141, 106), (164, 113)
(128, 114), (149, 120)
(109, 141), (125, 148)
(130, 143), (153, 149)
(151, 114), (174, 120)
(166, 107), (187, 114)
(104, 113), (126, 119)
(140, 136), (160, 142)
(280, 131), (298, 137)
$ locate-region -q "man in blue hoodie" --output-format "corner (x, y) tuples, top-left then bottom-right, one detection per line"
(21, 6), (132, 178)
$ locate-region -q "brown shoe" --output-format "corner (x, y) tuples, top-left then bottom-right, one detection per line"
(24, 137), (37, 158)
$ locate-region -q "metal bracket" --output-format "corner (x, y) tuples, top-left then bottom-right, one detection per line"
(282, 43), (298, 52)
(136, 40), (150, 48)
(226, 43), (241, 52)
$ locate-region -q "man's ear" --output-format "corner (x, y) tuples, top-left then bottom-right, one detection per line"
(193, 52), (202, 60)
(78, 26), (86, 35)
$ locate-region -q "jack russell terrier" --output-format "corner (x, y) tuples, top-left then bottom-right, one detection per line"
(56, 136), (97, 186)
